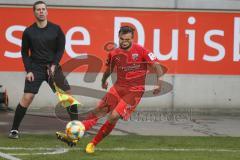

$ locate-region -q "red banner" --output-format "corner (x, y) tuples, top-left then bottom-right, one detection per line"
(0, 7), (240, 74)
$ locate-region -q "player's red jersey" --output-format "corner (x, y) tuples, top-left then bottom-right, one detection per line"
(99, 43), (158, 120)
(106, 43), (157, 91)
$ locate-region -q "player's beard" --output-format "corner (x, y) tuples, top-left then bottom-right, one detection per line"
(120, 42), (132, 50)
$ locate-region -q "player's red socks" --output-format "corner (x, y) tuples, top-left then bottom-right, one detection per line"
(91, 120), (116, 146)
(82, 113), (99, 130)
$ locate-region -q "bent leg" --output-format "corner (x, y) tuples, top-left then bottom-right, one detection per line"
(91, 109), (120, 146)
(82, 106), (108, 131)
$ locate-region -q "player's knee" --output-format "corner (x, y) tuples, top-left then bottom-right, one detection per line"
(108, 112), (120, 124)
(93, 106), (108, 117)
(21, 94), (34, 107)
(108, 118), (118, 124)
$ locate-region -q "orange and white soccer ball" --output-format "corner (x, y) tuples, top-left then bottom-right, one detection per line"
(65, 120), (85, 140)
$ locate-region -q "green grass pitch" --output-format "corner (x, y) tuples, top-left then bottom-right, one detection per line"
(0, 134), (240, 160)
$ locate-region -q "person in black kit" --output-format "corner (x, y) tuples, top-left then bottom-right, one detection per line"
(8, 1), (78, 139)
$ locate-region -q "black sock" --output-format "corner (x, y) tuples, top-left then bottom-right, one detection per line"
(66, 104), (78, 121)
(11, 103), (27, 130)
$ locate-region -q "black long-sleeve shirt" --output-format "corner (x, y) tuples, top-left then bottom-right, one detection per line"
(21, 21), (65, 72)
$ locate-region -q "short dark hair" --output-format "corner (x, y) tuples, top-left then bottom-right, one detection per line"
(119, 26), (135, 37)
(33, 1), (47, 11)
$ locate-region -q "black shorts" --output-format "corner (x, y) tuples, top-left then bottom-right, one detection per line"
(24, 63), (70, 94)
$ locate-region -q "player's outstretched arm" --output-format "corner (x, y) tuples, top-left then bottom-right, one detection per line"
(101, 66), (112, 89)
(150, 62), (163, 95)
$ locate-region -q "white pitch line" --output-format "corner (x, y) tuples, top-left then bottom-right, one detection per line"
(0, 147), (65, 151)
(1, 147), (240, 154)
(0, 151), (21, 160)
(0, 147), (68, 156)
(10, 148), (69, 156)
(90, 147), (240, 152)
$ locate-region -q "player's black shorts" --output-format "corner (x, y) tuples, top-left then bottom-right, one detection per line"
(24, 63), (70, 94)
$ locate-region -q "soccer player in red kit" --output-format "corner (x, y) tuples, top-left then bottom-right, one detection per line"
(57, 26), (163, 153)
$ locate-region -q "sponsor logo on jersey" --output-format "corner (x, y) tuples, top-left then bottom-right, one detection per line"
(148, 52), (157, 61)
